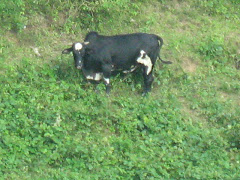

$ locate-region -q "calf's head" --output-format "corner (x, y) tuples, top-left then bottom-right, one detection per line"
(62, 42), (89, 69)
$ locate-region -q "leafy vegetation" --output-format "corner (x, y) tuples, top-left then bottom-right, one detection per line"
(0, 0), (239, 179)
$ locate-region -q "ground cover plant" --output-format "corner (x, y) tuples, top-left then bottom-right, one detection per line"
(0, 0), (239, 179)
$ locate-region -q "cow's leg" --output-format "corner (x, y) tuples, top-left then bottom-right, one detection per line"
(102, 64), (112, 94)
(103, 77), (111, 94)
(136, 50), (155, 95)
(143, 71), (154, 95)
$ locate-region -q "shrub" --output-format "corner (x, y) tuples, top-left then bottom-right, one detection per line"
(199, 35), (224, 60)
(0, 0), (27, 31)
(193, 0), (240, 19)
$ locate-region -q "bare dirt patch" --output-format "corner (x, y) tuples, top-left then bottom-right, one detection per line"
(181, 57), (198, 73)
(220, 91), (240, 106)
(5, 31), (20, 45)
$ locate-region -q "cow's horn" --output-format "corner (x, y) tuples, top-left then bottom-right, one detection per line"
(84, 41), (90, 45)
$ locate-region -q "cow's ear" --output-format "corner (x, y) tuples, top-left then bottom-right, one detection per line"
(62, 47), (73, 54)
(83, 41), (90, 45)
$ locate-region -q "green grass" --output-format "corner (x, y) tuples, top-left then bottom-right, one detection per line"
(0, 0), (240, 179)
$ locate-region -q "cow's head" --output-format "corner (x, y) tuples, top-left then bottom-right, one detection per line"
(62, 42), (89, 69)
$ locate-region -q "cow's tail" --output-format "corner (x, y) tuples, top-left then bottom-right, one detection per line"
(158, 54), (172, 64)
(156, 35), (172, 64)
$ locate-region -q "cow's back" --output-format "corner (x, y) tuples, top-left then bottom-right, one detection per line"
(84, 32), (160, 69)
(86, 33), (158, 62)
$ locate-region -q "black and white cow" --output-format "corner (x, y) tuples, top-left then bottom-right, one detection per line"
(62, 31), (172, 95)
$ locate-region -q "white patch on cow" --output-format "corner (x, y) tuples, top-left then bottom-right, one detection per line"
(123, 65), (137, 73)
(136, 50), (153, 75)
(82, 69), (103, 81)
(87, 73), (102, 81)
(86, 73), (103, 81)
(74, 43), (83, 51)
(103, 77), (110, 84)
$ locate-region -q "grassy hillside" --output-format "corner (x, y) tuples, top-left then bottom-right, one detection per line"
(0, 0), (240, 179)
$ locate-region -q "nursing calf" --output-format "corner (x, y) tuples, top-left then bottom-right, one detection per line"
(62, 32), (172, 95)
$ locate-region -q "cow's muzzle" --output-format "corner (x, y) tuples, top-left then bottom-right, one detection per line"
(74, 58), (83, 70)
